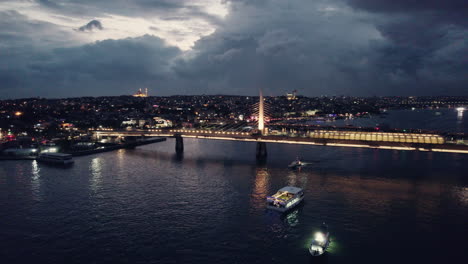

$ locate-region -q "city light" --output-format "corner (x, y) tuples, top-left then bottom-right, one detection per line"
(457, 107), (465, 119)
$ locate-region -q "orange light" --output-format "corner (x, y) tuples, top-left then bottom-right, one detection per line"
(15, 111), (23, 116)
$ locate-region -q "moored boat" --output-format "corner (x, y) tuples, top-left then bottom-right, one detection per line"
(37, 153), (74, 165)
(266, 186), (304, 212)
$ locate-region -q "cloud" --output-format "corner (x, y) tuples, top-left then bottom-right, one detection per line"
(342, 0), (468, 95)
(0, 0), (230, 50)
(170, 0), (468, 96)
(346, 0), (467, 19)
(0, 0), (466, 98)
(172, 0), (387, 95)
(0, 33), (182, 98)
(256, 29), (303, 56)
(0, 10), (79, 48)
(77, 20), (103, 31)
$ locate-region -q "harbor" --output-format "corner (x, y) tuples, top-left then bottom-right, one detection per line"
(0, 137), (166, 160)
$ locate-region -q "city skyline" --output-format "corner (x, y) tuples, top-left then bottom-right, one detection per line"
(1, 0), (467, 98)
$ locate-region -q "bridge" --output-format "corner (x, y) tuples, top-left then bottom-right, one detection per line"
(92, 91), (468, 157)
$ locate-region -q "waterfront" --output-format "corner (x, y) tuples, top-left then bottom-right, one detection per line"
(1, 137), (467, 263)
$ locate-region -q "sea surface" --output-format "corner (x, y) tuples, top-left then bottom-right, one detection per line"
(1, 109), (467, 264)
(309, 108), (468, 133)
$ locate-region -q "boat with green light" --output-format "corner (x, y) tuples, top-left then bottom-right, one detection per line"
(309, 223), (330, 256)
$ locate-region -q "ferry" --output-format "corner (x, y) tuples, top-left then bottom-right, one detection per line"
(266, 186), (304, 212)
(309, 223), (331, 256)
(37, 153), (74, 165)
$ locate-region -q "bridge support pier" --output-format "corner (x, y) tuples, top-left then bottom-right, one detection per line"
(256, 142), (267, 160)
(93, 133), (101, 142)
(123, 136), (137, 149)
(175, 135), (184, 153)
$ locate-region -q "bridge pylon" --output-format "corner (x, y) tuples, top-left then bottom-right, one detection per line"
(175, 135), (184, 153)
(258, 89), (265, 135)
(256, 142), (267, 160)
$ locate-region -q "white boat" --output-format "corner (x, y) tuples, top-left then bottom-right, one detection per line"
(288, 157), (304, 169)
(309, 223), (330, 256)
(266, 186), (304, 212)
(37, 153), (74, 165)
(288, 160), (304, 169)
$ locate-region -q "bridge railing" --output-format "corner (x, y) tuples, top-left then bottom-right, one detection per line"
(166, 129), (251, 136)
(92, 128), (459, 145)
(266, 129), (445, 144)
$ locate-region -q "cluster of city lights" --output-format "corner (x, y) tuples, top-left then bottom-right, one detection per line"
(95, 128), (251, 136)
(168, 129), (250, 136)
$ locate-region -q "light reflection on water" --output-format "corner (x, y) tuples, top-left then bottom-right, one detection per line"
(116, 149), (125, 168)
(90, 157), (102, 192)
(454, 187), (468, 205)
(31, 160), (41, 201)
(287, 170), (297, 186)
(250, 167), (269, 210)
(285, 208), (300, 227)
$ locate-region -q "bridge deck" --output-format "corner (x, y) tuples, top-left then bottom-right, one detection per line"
(92, 129), (468, 154)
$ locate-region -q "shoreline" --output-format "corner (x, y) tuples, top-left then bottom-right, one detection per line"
(0, 137), (167, 161)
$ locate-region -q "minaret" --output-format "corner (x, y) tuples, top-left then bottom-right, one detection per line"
(145, 88), (148, 97)
(258, 89), (264, 134)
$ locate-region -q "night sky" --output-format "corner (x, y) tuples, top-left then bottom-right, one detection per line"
(0, 0), (466, 98)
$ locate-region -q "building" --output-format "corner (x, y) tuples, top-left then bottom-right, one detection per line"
(153, 117), (173, 128)
(133, 88), (148, 97)
(286, 90), (297, 100)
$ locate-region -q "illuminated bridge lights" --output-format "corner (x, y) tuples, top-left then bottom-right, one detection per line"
(304, 130), (444, 144)
(91, 129), (467, 154)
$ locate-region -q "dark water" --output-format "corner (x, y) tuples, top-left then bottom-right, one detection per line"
(309, 108), (468, 133)
(1, 113), (468, 264)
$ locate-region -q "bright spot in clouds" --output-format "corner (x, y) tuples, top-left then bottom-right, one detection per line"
(0, 0), (229, 50)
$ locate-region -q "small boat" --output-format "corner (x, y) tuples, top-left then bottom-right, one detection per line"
(309, 223), (330, 256)
(37, 153), (74, 165)
(288, 157), (304, 169)
(266, 186), (304, 212)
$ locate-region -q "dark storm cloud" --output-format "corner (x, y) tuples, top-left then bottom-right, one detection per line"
(172, 0), (387, 96)
(346, 0), (468, 17)
(1, 0), (466, 98)
(0, 32), (181, 98)
(77, 20), (103, 31)
(169, 0), (467, 96)
(343, 0), (468, 94)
